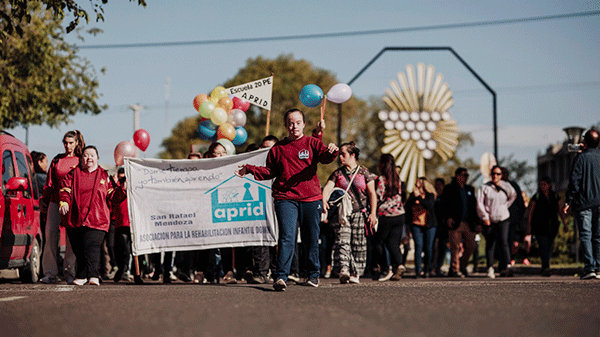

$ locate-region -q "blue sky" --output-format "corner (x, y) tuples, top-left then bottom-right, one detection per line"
(11, 0), (600, 170)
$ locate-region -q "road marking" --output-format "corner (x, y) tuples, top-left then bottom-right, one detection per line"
(0, 296), (27, 302)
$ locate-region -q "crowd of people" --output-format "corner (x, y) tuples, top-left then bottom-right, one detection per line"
(31, 116), (600, 289)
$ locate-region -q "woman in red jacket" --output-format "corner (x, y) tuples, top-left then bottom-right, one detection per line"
(40, 130), (85, 284)
(59, 146), (113, 286)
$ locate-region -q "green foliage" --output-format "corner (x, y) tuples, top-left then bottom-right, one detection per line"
(1, 0), (146, 35)
(499, 154), (536, 195)
(0, 3), (106, 129)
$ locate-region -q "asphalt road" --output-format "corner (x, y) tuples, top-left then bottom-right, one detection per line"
(1, 276), (598, 337)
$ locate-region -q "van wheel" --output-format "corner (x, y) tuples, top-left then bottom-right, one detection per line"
(20, 238), (41, 283)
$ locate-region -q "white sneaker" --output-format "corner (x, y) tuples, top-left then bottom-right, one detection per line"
(273, 278), (286, 291)
(487, 267), (496, 279)
(580, 271), (597, 280)
(378, 270), (393, 282)
(72, 278), (88, 286)
(349, 275), (360, 284)
(88, 277), (101, 286)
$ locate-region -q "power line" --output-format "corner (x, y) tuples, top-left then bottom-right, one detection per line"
(79, 10), (600, 50)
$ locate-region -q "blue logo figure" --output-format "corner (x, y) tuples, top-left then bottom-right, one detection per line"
(206, 176), (270, 223)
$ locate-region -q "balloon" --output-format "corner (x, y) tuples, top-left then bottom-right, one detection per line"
(232, 127), (248, 146)
(326, 83), (352, 104)
(211, 107), (228, 125)
(232, 97), (250, 112)
(199, 101), (216, 119)
(217, 97), (233, 112)
(211, 86), (228, 100)
(133, 129), (150, 152)
(197, 120), (218, 140)
(299, 84), (323, 108)
(216, 138), (235, 155)
(114, 141), (136, 166)
(193, 94), (209, 111)
(217, 123), (236, 141)
(227, 109), (247, 127)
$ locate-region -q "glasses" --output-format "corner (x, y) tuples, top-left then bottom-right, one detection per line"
(491, 172), (502, 176)
(460, 173), (469, 177)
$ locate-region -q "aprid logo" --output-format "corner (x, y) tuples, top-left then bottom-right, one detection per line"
(209, 180), (268, 223)
(298, 149), (310, 160)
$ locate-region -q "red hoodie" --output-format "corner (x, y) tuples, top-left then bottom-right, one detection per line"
(246, 135), (337, 201)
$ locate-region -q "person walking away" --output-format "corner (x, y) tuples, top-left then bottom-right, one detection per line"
(59, 146), (113, 286)
(477, 165), (517, 278)
(40, 130), (85, 284)
(432, 177), (448, 276)
(563, 129), (600, 280)
(441, 168), (479, 277)
(237, 108), (339, 291)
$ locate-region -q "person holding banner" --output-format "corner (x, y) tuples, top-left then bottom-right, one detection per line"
(59, 146), (113, 286)
(237, 108), (339, 291)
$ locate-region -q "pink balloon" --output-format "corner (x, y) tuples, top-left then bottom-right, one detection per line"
(232, 97), (250, 112)
(133, 129), (151, 151)
(114, 141), (136, 166)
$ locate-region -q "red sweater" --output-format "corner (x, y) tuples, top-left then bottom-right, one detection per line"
(42, 154), (80, 204)
(111, 186), (129, 228)
(59, 166), (113, 232)
(246, 135), (338, 201)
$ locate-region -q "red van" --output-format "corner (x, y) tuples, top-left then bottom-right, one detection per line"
(0, 131), (42, 283)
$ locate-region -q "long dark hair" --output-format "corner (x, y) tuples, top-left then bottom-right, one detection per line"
(340, 141), (360, 161)
(63, 130), (85, 157)
(30, 151), (47, 173)
(378, 153), (399, 198)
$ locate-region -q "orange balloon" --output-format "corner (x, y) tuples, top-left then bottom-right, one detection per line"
(217, 123), (236, 141)
(217, 96), (233, 112)
(193, 94), (209, 111)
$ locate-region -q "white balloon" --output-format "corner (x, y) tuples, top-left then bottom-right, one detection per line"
(411, 131), (421, 140)
(401, 131), (411, 140)
(405, 121), (415, 131)
(431, 111), (441, 121)
(441, 111), (451, 120)
(395, 121), (405, 130)
(420, 112), (431, 121)
(416, 140), (427, 150)
(388, 111), (399, 121)
(384, 121), (395, 130)
(427, 121), (437, 131)
(326, 83), (352, 104)
(421, 131), (432, 140)
(410, 111), (420, 122)
(427, 140), (437, 150)
(416, 121), (426, 131)
(399, 111), (410, 121)
(422, 149), (433, 159)
(378, 110), (389, 121)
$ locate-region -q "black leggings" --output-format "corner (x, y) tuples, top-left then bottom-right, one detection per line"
(375, 215), (405, 271)
(484, 219), (511, 270)
(67, 227), (106, 279)
(114, 226), (132, 275)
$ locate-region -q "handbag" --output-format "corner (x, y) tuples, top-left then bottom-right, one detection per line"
(340, 167), (378, 236)
(322, 167), (360, 223)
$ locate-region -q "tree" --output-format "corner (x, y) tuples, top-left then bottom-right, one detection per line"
(1, 0), (146, 36)
(0, 2), (106, 129)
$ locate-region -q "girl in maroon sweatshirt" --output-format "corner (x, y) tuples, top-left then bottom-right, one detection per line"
(59, 146), (113, 286)
(237, 108), (338, 291)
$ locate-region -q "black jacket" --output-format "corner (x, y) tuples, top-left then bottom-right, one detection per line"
(566, 148), (600, 212)
(440, 179), (478, 231)
(405, 192), (437, 228)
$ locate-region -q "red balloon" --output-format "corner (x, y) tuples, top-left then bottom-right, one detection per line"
(232, 97), (250, 112)
(133, 129), (151, 152)
(114, 141), (136, 166)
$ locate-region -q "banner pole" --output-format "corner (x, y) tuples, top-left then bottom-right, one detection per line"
(265, 110), (271, 136)
(320, 96), (327, 121)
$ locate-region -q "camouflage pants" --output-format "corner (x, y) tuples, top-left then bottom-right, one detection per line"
(332, 212), (367, 275)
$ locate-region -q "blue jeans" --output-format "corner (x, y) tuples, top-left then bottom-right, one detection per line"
(274, 200), (322, 281)
(575, 206), (600, 273)
(411, 225), (437, 275)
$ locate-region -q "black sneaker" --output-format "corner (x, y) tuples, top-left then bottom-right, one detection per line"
(581, 271), (597, 280)
(307, 278), (319, 288)
(243, 270), (254, 284)
(273, 278), (287, 291)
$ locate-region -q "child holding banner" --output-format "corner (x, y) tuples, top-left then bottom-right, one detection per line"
(236, 108), (338, 291)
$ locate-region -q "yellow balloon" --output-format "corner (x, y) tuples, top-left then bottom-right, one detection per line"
(211, 86), (228, 100)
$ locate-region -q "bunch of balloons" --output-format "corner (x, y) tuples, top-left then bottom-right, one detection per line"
(299, 83), (353, 108)
(194, 86), (250, 155)
(114, 129), (151, 166)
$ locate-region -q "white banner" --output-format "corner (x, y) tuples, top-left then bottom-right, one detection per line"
(226, 76), (273, 110)
(124, 149), (277, 255)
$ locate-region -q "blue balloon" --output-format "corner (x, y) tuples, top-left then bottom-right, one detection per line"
(299, 84), (323, 108)
(197, 120), (217, 140)
(232, 127), (248, 146)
